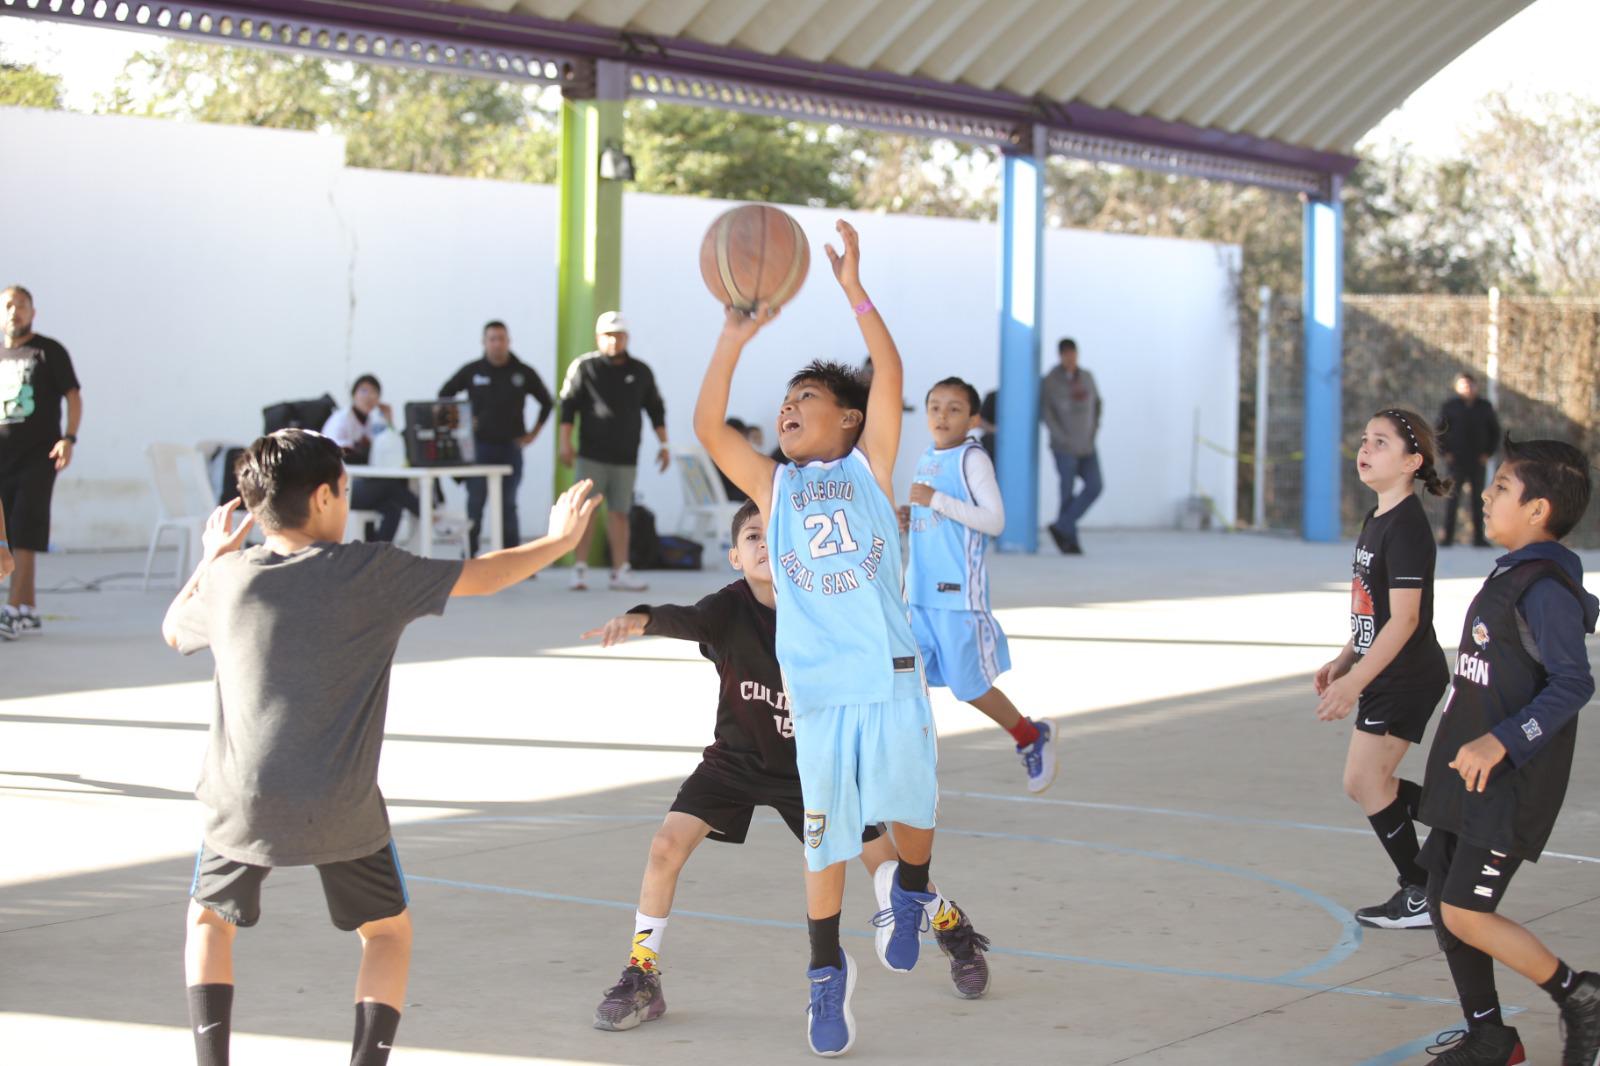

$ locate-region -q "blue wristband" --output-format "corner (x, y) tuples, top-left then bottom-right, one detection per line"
(0, 538), (8, 549)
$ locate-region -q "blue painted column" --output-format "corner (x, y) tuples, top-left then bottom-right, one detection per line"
(995, 127), (1045, 553)
(1302, 176), (1344, 542)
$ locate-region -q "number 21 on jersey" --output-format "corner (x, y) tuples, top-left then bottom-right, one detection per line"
(804, 509), (860, 559)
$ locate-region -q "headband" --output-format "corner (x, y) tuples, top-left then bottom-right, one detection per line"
(1381, 409), (1420, 454)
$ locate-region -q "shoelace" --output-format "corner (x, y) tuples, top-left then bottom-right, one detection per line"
(936, 918), (992, 961)
(1426, 1029), (1467, 1056)
(870, 899), (932, 934)
(1021, 743), (1043, 775)
(808, 971), (844, 1020)
(603, 968), (649, 1000)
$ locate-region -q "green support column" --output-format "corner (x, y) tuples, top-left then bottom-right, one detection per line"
(555, 60), (625, 563)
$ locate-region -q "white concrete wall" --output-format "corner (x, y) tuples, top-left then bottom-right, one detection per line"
(0, 107), (1238, 551)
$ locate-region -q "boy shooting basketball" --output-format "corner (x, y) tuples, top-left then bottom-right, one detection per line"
(694, 220), (965, 1057)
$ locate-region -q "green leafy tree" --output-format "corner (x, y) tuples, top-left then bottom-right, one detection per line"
(0, 61), (64, 110)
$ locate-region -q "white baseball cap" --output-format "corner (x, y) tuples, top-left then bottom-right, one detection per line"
(595, 311), (629, 334)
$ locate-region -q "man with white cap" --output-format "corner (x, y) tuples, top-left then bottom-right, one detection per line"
(559, 311), (669, 591)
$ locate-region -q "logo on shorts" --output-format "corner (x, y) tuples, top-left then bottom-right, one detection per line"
(1471, 617), (1491, 649)
(804, 810), (827, 849)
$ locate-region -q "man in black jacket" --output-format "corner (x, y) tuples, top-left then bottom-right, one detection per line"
(438, 320), (553, 556)
(559, 311), (668, 591)
(1437, 372), (1501, 547)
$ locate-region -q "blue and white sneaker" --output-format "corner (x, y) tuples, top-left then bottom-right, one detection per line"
(1019, 718), (1058, 794)
(870, 860), (936, 973)
(805, 950), (856, 1057)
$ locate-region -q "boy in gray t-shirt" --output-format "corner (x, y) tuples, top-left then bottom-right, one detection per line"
(162, 429), (599, 1066)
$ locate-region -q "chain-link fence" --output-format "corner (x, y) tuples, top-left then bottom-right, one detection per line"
(1238, 292), (1600, 547)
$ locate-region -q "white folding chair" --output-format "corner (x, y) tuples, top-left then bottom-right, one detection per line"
(674, 450), (744, 557)
(142, 443), (216, 590)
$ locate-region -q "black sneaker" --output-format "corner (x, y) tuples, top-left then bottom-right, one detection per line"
(1355, 882), (1432, 929)
(592, 966), (666, 1031)
(932, 900), (991, 1000)
(1064, 537), (1083, 555)
(1427, 1024), (1525, 1064)
(0, 612), (15, 641)
(1047, 525), (1069, 553)
(1560, 971), (1600, 1066)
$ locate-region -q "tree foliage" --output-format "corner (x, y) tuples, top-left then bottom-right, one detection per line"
(0, 60), (64, 110)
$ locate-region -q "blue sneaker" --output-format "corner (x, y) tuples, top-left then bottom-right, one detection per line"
(1019, 718), (1058, 794)
(805, 950), (856, 1057)
(870, 860), (935, 973)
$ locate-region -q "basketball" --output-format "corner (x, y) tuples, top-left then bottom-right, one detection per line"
(699, 203), (810, 313)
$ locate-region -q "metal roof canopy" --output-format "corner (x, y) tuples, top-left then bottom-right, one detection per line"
(3, 0), (1533, 198)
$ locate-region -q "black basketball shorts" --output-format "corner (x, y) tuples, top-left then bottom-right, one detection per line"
(190, 840), (409, 931)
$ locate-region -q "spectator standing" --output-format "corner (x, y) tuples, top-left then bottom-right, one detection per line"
(559, 311), (668, 592)
(0, 285), (81, 636)
(438, 320), (554, 556)
(978, 388), (998, 460)
(1436, 371), (1501, 548)
(322, 374), (419, 542)
(1041, 338), (1102, 555)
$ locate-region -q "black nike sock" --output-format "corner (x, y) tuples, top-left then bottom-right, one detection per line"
(1541, 959), (1579, 1005)
(1367, 794), (1427, 887)
(807, 912), (842, 972)
(187, 983), (233, 1066)
(896, 858), (931, 895)
(1445, 939), (1502, 1029)
(1397, 778), (1423, 820)
(350, 1002), (401, 1066)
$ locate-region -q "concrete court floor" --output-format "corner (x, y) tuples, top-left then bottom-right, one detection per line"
(2, 531), (1598, 1066)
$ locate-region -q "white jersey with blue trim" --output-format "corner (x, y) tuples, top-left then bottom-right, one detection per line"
(768, 447), (921, 710)
(907, 438), (991, 611)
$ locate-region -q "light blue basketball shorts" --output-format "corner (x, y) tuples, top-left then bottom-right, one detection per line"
(910, 604), (1012, 702)
(793, 691), (940, 871)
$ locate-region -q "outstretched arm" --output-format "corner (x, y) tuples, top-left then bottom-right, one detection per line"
(694, 306), (778, 515)
(826, 220), (900, 494)
(452, 480), (600, 596)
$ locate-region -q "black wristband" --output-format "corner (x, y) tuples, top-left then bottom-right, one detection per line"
(63, 434), (77, 443)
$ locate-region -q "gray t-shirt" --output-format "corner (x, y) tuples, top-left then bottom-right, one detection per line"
(172, 541), (463, 866)
(1041, 365), (1102, 457)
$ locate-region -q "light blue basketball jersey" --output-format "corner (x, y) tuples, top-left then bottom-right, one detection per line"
(907, 437), (991, 611)
(768, 448), (921, 710)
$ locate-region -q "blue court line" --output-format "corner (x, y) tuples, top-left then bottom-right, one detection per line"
(939, 789), (1600, 865)
(403, 871), (1455, 1009)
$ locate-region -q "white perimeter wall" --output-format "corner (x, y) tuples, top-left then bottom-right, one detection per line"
(0, 108), (1239, 550)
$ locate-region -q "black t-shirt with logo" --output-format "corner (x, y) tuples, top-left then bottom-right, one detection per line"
(437, 354), (553, 445)
(1351, 493), (1449, 693)
(634, 580), (797, 787)
(0, 333), (79, 467)
(558, 351), (667, 465)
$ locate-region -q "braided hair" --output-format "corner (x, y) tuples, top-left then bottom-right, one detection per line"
(1375, 408), (1453, 497)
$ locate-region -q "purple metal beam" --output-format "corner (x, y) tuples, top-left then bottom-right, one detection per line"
(224, 0), (1358, 177)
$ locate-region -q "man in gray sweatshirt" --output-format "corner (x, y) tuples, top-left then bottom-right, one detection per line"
(1041, 338), (1102, 554)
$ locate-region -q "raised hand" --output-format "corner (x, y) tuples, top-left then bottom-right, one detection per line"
(721, 302), (779, 344)
(202, 498), (255, 562)
(548, 479), (601, 546)
(581, 612), (649, 648)
(824, 219), (861, 291)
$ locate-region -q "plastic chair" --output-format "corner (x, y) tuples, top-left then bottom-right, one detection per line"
(143, 443), (216, 590)
(674, 450), (744, 556)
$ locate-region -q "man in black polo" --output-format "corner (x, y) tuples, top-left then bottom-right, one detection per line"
(559, 311), (668, 592)
(0, 285), (82, 639)
(1436, 371), (1501, 547)
(438, 320), (553, 556)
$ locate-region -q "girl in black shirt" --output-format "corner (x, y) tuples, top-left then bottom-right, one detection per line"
(1312, 408), (1452, 930)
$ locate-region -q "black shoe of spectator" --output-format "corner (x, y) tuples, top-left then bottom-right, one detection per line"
(1047, 526), (1068, 553)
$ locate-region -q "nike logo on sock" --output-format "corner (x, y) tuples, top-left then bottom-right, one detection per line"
(1385, 824), (1405, 839)
(1473, 1008), (1495, 1019)
(197, 1022), (221, 1034)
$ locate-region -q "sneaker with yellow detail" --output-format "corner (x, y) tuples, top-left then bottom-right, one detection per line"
(593, 938), (666, 1031)
(932, 899), (991, 999)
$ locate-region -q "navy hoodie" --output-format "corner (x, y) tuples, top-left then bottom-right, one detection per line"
(1486, 540), (1599, 766)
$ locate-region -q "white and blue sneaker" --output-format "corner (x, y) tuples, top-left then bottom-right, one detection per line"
(870, 860), (937, 973)
(1019, 718), (1058, 794)
(805, 950), (856, 1057)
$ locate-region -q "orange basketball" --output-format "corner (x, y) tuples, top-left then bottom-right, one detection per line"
(700, 204), (810, 313)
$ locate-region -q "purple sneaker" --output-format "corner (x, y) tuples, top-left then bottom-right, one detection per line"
(932, 901), (991, 999)
(593, 966), (666, 1031)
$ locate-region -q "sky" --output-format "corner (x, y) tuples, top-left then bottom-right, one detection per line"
(1, 0), (1597, 158)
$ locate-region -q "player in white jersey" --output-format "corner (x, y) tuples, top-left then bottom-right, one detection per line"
(694, 220), (979, 1058)
(898, 377), (1058, 793)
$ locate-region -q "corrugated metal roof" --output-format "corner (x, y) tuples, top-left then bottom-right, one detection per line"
(451, 0), (1531, 154)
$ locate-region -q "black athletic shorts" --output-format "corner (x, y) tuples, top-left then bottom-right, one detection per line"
(670, 763), (882, 846)
(190, 840), (410, 931)
(0, 454), (57, 552)
(1420, 829), (1523, 913)
(1355, 680), (1447, 745)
